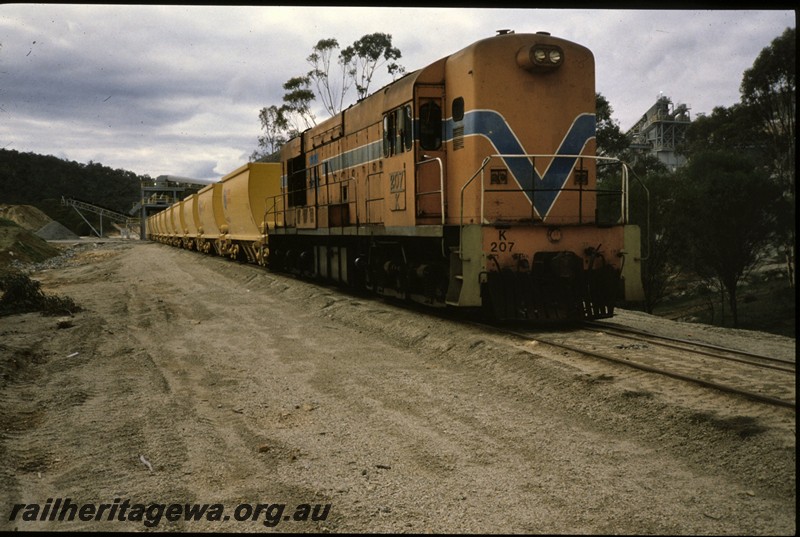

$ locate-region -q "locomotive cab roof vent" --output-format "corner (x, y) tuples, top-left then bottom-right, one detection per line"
(497, 29), (514, 35)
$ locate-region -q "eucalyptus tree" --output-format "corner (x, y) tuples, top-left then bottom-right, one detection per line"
(740, 27), (796, 277)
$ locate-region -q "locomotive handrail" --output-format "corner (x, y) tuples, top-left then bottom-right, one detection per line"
(458, 154), (631, 260)
(266, 176), (361, 233)
(417, 156), (445, 226)
(262, 196), (281, 234)
(264, 193), (284, 230)
(458, 156), (492, 260)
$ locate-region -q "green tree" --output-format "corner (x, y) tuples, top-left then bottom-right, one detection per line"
(251, 105), (289, 161)
(305, 33), (405, 114)
(740, 26), (795, 280)
(594, 93), (629, 223)
(254, 33), (406, 156)
(307, 38), (353, 116)
(593, 93), (678, 312)
(595, 93), (629, 157)
(628, 166), (679, 313)
(341, 33), (404, 101)
(671, 151), (782, 327)
(740, 27), (795, 192)
(281, 75), (316, 134)
(679, 104), (764, 161)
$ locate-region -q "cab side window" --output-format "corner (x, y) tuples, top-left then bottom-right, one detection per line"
(383, 104), (415, 157)
(419, 101), (442, 151)
(452, 97), (464, 122)
(383, 113), (396, 157)
(402, 105), (413, 151)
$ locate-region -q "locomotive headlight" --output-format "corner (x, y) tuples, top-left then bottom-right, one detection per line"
(518, 44), (564, 71)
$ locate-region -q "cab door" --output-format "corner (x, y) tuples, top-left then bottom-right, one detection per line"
(414, 84), (447, 225)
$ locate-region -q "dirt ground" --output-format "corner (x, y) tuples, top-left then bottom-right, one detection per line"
(1, 240), (795, 533)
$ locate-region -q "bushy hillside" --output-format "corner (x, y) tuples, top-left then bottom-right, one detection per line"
(0, 149), (148, 235)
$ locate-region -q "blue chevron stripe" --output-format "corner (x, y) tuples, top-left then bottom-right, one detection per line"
(298, 110), (595, 218)
(447, 111), (596, 217)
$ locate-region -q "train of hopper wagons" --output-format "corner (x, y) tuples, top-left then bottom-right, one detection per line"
(147, 30), (645, 322)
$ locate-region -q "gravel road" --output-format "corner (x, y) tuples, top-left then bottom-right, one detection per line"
(1, 240), (795, 533)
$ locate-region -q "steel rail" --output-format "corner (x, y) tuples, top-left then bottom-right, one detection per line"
(584, 321), (795, 370)
(490, 325), (796, 410)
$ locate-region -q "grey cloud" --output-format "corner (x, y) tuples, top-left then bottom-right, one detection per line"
(1, 5), (794, 181)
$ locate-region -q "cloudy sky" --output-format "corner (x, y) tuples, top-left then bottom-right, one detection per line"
(0, 5), (794, 183)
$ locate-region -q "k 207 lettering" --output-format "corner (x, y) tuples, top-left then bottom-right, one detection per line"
(491, 229), (514, 252)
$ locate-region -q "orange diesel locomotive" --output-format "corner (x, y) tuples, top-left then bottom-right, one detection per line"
(149, 30), (644, 321)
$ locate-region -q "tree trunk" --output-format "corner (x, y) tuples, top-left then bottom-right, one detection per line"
(726, 282), (739, 328)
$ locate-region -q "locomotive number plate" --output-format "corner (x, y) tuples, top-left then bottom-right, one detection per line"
(489, 229), (515, 253)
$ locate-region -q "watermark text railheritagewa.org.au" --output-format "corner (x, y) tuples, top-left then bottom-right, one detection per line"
(7, 498), (331, 528)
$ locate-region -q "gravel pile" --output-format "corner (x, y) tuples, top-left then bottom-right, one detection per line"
(1, 203), (80, 240)
(10, 242), (91, 273)
(0, 204), (52, 231)
(35, 220), (81, 240)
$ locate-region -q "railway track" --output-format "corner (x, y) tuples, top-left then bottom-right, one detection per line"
(486, 320), (796, 410)
(584, 320), (795, 372)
